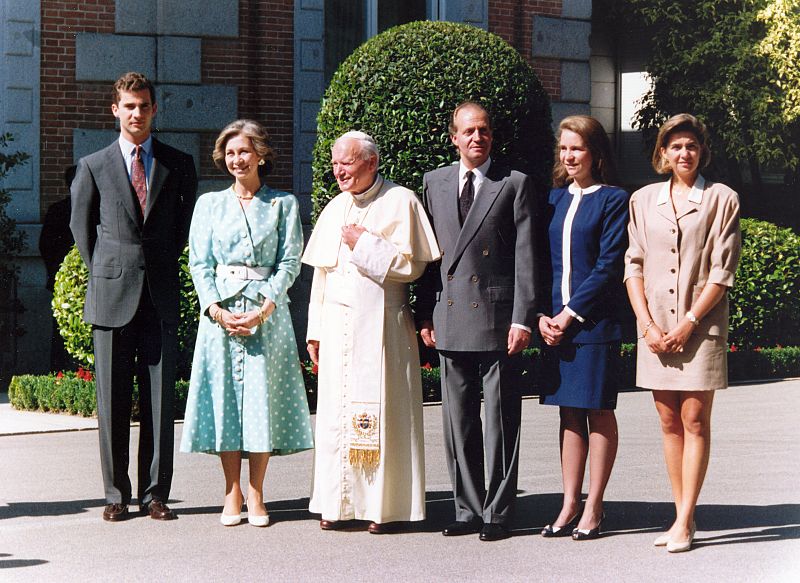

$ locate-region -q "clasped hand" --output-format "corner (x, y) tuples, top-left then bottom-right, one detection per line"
(645, 320), (693, 354)
(341, 224), (366, 250)
(217, 303), (275, 336)
(538, 310), (574, 346)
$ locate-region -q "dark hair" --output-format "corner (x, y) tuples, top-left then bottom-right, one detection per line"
(552, 115), (619, 187)
(448, 101), (493, 135)
(651, 113), (711, 174)
(112, 72), (156, 105)
(212, 119), (276, 178)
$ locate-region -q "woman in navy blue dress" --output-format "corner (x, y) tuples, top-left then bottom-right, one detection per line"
(538, 116), (629, 540)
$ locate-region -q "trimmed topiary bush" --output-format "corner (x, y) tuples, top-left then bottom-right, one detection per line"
(311, 20), (553, 219)
(52, 245), (199, 379)
(729, 219), (800, 349)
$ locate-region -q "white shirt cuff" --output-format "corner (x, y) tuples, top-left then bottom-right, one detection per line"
(564, 305), (585, 323)
(511, 323), (532, 333)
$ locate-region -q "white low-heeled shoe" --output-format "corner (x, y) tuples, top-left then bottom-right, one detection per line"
(666, 523), (696, 553)
(246, 501), (270, 527)
(653, 532), (670, 547)
(220, 512), (242, 526)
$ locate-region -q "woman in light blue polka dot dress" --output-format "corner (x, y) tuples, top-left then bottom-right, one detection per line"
(180, 120), (313, 527)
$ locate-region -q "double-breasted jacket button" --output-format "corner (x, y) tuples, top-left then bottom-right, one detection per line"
(482, 249), (489, 256)
(671, 248), (677, 254)
(471, 275), (479, 282)
(670, 268), (676, 273)
(447, 274), (454, 281)
(670, 308), (676, 314)
(670, 228), (676, 234)
(471, 302), (478, 308)
(669, 289), (675, 294)
(447, 299), (453, 306)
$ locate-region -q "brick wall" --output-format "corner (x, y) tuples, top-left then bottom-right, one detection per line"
(39, 0), (296, 215)
(40, 1), (115, 213)
(488, 0), (562, 100)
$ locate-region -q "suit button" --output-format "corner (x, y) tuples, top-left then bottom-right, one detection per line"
(670, 268), (676, 273)
(669, 289), (674, 294)
(471, 275), (478, 282)
(447, 299), (453, 306)
(670, 308), (676, 314)
(447, 274), (453, 281)
(471, 302), (478, 308)
(670, 228), (676, 234)
(482, 249), (489, 256)
(671, 248), (677, 254)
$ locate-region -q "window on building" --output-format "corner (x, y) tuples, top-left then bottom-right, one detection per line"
(324, 0), (428, 84)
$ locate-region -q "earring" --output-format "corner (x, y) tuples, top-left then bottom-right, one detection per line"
(258, 159), (265, 166)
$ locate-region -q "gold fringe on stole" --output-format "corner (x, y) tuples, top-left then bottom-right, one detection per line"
(349, 447), (380, 468)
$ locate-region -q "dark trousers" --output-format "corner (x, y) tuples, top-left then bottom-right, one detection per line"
(439, 350), (522, 525)
(92, 290), (176, 506)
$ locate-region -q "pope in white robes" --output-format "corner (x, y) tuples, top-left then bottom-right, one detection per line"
(303, 131), (440, 531)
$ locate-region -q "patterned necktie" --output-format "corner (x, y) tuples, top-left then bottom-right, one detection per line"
(131, 145), (147, 215)
(459, 170), (474, 226)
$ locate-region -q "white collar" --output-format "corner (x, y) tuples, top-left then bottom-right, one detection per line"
(118, 134), (153, 156)
(459, 157), (491, 182)
(349, 174), (383, 205)
(567, 182), (602, 195)
(657, 175), (705, 205)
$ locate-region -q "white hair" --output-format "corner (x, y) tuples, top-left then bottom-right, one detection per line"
(333, 130), (380, 163)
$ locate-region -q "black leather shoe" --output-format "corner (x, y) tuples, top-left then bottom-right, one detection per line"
(479, 523), (511, 541)
(102, 503), (129, 522)
(140, 500), (176, 521)
(442, 520), (482, 536)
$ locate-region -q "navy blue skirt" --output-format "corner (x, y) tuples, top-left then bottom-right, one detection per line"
(540, 342), (620, 410)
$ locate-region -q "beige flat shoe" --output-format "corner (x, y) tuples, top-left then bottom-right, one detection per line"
(653, 532), (670, 547)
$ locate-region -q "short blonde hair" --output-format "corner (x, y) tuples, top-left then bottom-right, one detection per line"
(651, 113), (711, 174)
(212, 119), (276, 177)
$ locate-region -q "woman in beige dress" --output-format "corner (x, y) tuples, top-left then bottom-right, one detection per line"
(624, 114), (740, 553)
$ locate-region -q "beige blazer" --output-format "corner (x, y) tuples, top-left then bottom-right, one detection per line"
(624, 176), (741, 339)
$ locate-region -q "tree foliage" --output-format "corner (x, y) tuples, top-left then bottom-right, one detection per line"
(0, 133), (28, 279)
(610, 0), (800, 189)
(312, 21), (553, 219)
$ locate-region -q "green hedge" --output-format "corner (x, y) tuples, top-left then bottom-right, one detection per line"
(9, 371), (189, 419)
(312, 20), (553, 219)
(12, 346), (798, 417)
(729, 219), (800, 349)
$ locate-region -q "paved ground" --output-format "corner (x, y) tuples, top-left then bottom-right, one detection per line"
(1, 381), (798, 582)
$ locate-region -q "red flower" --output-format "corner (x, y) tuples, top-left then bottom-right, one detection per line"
(311, 363), (318, 375)
(56, 371), (64, 379)
(76, 367), (93, 381)
(422, 362), (433, 370)
(729, 344), (738, 352)
(754, 346), (762, 352)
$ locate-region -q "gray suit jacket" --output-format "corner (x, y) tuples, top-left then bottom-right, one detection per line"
(416, 162), (538, 352)
(70, 138), (197, 328)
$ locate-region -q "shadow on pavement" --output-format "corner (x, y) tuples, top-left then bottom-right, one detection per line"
(0, 498), (106, 519)
(0, 554), (49, 570)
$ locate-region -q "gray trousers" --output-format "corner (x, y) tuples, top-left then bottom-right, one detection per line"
(439, 350), (522, 525)
(92, 290), (176, 506)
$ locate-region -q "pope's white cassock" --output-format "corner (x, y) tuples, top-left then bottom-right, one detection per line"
(302, 175), (440, 523)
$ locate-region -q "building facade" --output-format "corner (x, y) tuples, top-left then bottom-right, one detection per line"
(2, 0), (631, 375)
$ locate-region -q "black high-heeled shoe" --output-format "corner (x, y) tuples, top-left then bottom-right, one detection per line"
(541, 513), (579, 538)
(572, 513), (605, 541)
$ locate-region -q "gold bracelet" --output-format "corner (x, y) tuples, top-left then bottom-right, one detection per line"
(639, 319), (655, 339)
(258, 307), (268, 324)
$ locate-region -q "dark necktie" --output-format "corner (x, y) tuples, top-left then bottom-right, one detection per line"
(131, 145), (147, 215)
(459, 170), (474, 226)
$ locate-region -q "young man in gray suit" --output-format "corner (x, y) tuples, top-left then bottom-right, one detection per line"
(70, 72), (197, 522)
(417, 102), (538, 541)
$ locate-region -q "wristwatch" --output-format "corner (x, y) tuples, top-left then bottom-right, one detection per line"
(685, 311), (700, 326)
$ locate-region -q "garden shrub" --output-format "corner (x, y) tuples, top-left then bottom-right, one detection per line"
(52, 246), (199, 378)
(729, 219), (800, 349)
(311, 20), (553, 219)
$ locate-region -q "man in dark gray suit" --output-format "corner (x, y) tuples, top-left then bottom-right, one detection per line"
(70, 72), (197, 522)
(417, 102), (537, 541)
